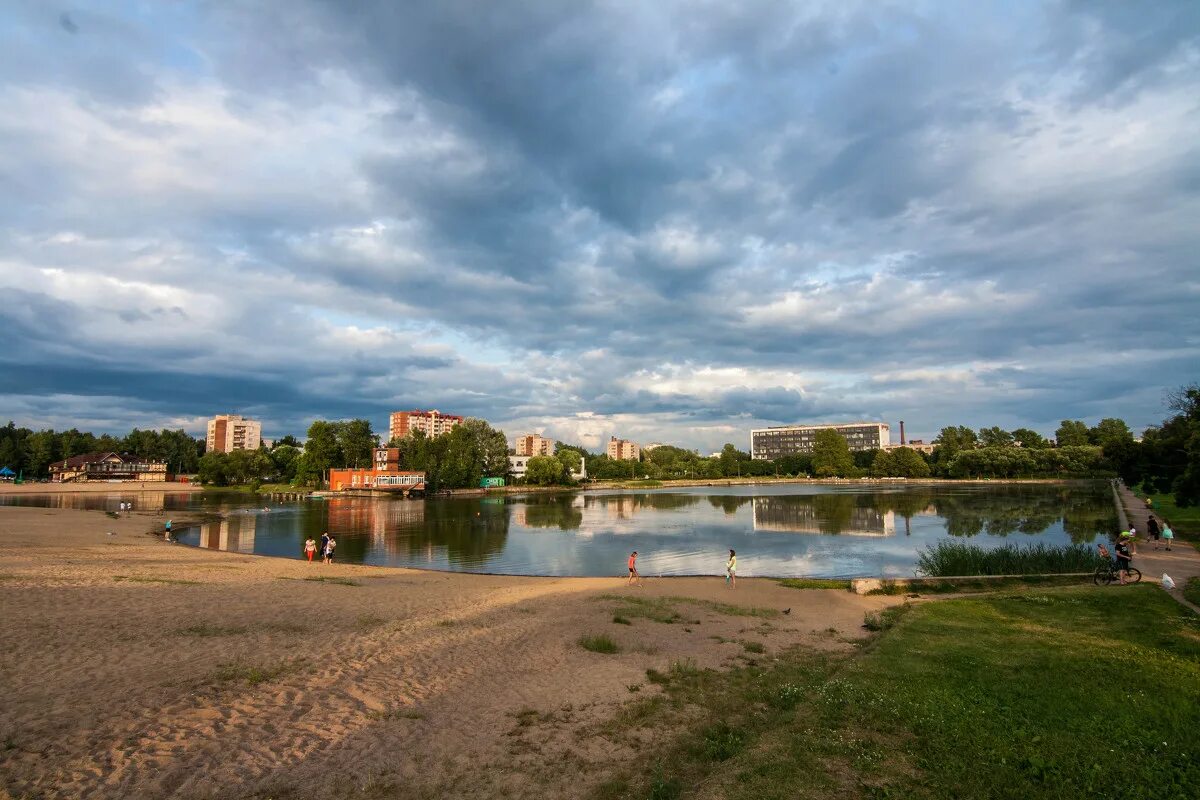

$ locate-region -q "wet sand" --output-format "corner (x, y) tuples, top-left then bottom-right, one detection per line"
(0, 504), (900, 799)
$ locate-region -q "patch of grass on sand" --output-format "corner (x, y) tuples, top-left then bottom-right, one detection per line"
(1184, 577), (1200, 608)
(114, 575), (200, 586)
(612, 614), (632, 625)
(669, 597), (779, 618)
(600, 594), (688, 624)
(862, 603), (911, 632)
(590, 586), (1200, 800)
(777, 578), (853, 591)
(368, 707), (425, 722)
(579, 634), (620, 654)
(177, 623), (249, 637)
(213, 658), (306, 686)
(741, 641), (765, 654)
(302, 575), (361, 587)
(356, 614), (386, 630)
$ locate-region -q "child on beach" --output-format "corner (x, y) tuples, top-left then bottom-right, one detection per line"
(1161, 521), (1174, 551)
(324, 536), (337, 564)
(164, 519), (172, 542)
(304, 537), (317, 562)
(627, 551), (641, 586)
(726, 549), (737, 589)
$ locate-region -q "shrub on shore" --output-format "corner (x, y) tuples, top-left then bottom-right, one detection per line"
(916, 540), (1106, 577)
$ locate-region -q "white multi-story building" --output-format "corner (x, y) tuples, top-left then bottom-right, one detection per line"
(206, 414), (262, 453)
(750, 422), (890, 459)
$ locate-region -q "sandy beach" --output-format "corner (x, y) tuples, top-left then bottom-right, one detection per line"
(0, 503), (901, 799)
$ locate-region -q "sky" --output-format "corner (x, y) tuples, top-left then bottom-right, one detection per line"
(1, 1), (1198, 453)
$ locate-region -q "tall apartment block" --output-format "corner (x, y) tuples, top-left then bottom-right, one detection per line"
(750, 422), (890, 459)
(388, 409), (464, 443)
(607, 436), (641, 460)
(514, 434), (554, 456)
(206, 414), (262, 453)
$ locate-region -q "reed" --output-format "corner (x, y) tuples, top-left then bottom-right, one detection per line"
(916, 540), (1106, 577)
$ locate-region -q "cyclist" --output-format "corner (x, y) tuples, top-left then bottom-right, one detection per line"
(1114, 533), (1135, 585)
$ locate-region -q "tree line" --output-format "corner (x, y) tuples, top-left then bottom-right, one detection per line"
(0, 423), (204, 478)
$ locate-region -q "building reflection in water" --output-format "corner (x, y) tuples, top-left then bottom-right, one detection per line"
(197, 513), (257, 553)
(752, 495), (896, 536)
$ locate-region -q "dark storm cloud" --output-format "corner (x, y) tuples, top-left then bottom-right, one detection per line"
(0, 1), (1197, 448)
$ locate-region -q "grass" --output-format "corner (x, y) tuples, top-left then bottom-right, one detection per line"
(579, 634), (621, 654)
(177, 623), (249, 637)
(599, 595), (688, 624)
(612, 615), (632, 625)
(301, 575), (361, 587)
(861, 603), (911, 632)
(777, 577), (854, 591)
(367, 707), (426, 722)
(114, 575), (201, 586)
(916, 540), (1106, 577)
(741, 641), (766, 654)
(591, 586), (1200, 799)
(212, 659), (306, 686)
(1185, 577), (1200, 608)
(668, 597), (779, 618)
(1136, 489), (1200, 538)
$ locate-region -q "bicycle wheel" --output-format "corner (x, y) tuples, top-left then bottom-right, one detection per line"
(1128, 568), (1141, 584)
(1094, 566), (1112, 586)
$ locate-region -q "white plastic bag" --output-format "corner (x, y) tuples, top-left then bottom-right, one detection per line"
(1162, 573), (1176, 590)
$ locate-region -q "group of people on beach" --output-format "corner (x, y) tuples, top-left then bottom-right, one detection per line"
(304, 533), (336, 564)
(626, 548), (738, 588)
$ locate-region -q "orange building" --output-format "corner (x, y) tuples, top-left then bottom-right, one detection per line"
(606, 436), (641, 460)
(388, 409), (463, 442)
(327, 468), (426, 493)
(514, 433), (554, 456)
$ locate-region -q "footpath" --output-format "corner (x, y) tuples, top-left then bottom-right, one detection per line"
(1113, 482), (1200, 614)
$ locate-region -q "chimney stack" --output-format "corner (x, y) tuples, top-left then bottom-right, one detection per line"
(900, 420), (906, 445)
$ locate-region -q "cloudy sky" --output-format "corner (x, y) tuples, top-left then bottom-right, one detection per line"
(1, 1), (1197, 452)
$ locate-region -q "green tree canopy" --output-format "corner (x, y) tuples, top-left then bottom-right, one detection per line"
(1010, 428), (1049, 449)
(978, 426), (1015, 447)
(525, 455), (567, 485)
(811, 430), (854, 477)
(1055, 420), (1090, 447)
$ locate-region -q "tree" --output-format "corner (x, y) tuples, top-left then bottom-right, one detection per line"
(978, 427), (1015, 447)
(1089, 418), (1132, 449)
(273, 435), (301, 449)
(1011, 428), (1049, 449)
(302, 420), (341, 482)
(1055, 420), (1090, 447)
(1141, 385), (1200, 506)
(892, 447), (932, 478)
(336, 419), (378, 468)
(718, 444), (747, 477)
(269, 444), (302, 482)
(525, 455), (567, 486)
(556, 447), (582, 475)
(460, 418), (509, 478)
(811, 430), (854, 477)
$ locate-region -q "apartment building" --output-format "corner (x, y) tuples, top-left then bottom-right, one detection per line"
(606, 436), (641, 461)
(206, 414), (262, 453)
(388, 410), (463, 442)
(374, 447), (401, 471)
(750, 422), (890, 459)
(514, 434), (554, 457)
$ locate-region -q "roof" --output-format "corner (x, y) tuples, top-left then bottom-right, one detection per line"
(49, 452), (136, 469)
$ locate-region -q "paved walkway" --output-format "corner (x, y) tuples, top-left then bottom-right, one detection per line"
(1113, 482), (1200, 614)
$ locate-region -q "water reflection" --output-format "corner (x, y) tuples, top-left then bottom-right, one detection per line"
(2, 483), (1119, 578)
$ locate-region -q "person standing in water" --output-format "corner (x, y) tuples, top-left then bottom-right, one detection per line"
(627, 551), (642, 586)
(164, 519), (173, 543)
(726, 549), (737, 589)
(304, 537), (317, 562)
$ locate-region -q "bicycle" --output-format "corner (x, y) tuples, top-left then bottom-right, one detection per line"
(1093, 560), (1141, 586)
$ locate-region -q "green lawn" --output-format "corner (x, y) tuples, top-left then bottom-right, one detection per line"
(1134, 490), (1199, 538)
(594, 586), (1200, 799)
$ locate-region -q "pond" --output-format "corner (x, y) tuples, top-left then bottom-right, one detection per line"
(1, 482), (1118, 578)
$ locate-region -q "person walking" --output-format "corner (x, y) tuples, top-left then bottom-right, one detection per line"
(324, 535), (337, 564)
(725, 549), (737, 589)
(1161, 520), (1174, 551)
(1147, 515), (1161, 547)
(319, 532), (331, 563)
(164, 519), (173, 543)
(304, 537), (317, 562)
(626, 551), (642, 586)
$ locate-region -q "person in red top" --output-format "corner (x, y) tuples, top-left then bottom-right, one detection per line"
(626, 551), (642, 586)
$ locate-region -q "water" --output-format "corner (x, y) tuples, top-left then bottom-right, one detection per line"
(0, 482), (1118, 578)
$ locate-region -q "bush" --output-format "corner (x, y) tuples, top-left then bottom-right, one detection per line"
(579, 634), (620, 654)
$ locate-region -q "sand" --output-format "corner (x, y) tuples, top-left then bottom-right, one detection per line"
(0, 504), (902, 800)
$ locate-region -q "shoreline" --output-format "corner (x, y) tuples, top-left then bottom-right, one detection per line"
(0, 503), (899, 798)
(0, 481), (203, 495)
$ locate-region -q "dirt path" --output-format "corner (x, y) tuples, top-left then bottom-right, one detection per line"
(1114, 482), (1200, 613)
